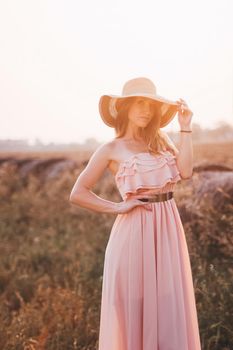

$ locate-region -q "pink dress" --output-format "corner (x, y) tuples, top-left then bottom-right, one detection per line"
(98, 150), (202, 350)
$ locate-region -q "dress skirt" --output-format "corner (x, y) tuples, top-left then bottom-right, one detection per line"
(97, 197), (202, 350)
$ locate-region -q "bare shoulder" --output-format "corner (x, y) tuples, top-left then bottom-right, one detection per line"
(95, 138), (121, 158)
(70, 141), (115, 194)
(94, 138), (123, 176)
(86, 140), (115, 168)
(92, 140), (113, 156)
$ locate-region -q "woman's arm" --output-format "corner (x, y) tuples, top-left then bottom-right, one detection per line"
(69, 143), (120, 214)
(176, 126), (193, 179)
(163, 129), (193, 179)
(163, 98), (194, 179)
(175, 97), (194, 179)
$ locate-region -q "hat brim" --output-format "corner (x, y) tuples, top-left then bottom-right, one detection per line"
(99, 94), (179, 128)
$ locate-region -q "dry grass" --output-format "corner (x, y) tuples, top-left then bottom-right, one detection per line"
(0, 142), (232, 349)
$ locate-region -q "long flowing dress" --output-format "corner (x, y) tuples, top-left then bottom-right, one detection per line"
(97, 150), (202, 350)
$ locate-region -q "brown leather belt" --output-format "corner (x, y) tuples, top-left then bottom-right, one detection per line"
(138, 191), (173, 202)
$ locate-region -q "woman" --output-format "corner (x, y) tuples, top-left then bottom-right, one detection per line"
(69, 77), (202, 350)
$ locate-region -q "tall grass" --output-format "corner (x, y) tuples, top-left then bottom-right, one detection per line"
(0, 144), (232, 349)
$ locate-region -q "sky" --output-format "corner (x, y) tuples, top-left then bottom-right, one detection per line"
(0, 0), (232, 145)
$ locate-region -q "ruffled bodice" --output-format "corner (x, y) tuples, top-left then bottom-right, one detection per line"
(115, 150), (181, 200)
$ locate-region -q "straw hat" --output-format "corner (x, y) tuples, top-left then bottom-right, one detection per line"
(98, 77), (179, 128)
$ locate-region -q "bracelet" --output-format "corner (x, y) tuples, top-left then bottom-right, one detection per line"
(180, 130), (192, 133)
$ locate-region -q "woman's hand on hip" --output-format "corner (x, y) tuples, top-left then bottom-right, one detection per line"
(116, 198), (152, 214)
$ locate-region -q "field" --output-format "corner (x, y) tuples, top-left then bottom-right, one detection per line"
(0, 142), (233, 350)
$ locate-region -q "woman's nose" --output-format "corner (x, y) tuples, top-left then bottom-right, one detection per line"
(142, 108), (151, 115)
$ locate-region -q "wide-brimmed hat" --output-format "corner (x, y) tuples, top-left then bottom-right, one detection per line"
(98, 77), (179, 128)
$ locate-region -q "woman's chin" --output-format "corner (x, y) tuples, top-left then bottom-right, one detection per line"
(137, 122), (149, 128)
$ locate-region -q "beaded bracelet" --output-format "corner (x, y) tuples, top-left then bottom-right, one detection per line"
(180, 130), (192, 133)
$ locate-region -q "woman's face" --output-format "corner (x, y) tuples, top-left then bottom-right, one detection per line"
(127, 97), (155, 128)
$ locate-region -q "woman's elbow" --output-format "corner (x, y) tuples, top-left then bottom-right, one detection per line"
(69, 187), (85, 204)
(69, 193), (78, 204)
(180, 170), (193, 179)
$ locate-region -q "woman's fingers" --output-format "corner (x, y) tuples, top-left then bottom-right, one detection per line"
(177, 98), (188, 106)
(136, 200), (152, 211)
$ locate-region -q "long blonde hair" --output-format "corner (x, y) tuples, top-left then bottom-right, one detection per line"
(114, 97), (177, 156)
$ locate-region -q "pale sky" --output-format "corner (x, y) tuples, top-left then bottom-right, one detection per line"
(0, 0), (232, 145)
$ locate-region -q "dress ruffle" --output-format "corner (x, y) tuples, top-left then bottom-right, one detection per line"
(115, 151), (181, 198)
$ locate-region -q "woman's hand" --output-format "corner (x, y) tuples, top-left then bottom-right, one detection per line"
(176, 98), (193, 129)
(116, 198), (152, 214)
